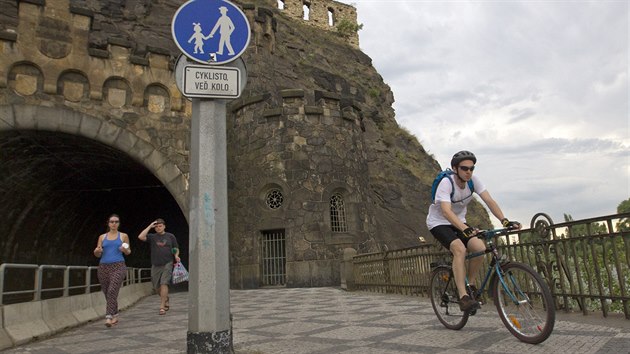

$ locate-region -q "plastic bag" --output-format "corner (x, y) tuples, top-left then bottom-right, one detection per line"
(172, 261), (189, 284)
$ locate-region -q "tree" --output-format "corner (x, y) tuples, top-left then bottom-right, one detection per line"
(617, 198), (630, 213)
(617, 198), (630, 231)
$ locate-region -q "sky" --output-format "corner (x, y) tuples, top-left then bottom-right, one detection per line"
(337, 0), (629, 228)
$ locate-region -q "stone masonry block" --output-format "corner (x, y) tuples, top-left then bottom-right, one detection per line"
(58, 110), (83, 135)
(166, 173), (189, 198)
(34, 106), (63, 132)
(132, 138), (156, 160)
(15, 74), (37, 96)
(62, 81), (84, 102)
(12, 105), (39, 129)
(156, 161), (183, 185)
(78, 115), (102, 139)
(95, 121), (122, 145)
(308, 260), (336, 286)
(0, 105), (15, 130)
(114, 129), (139, 153)
(286, 261), (311, 287)
(143, 148), (167, 172)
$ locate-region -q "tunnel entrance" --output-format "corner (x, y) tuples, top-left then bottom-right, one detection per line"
(0, 130), (188, 268)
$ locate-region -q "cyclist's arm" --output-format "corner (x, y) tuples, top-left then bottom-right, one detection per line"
(439, 201), (470, 232)
(478, 190), (507, 223)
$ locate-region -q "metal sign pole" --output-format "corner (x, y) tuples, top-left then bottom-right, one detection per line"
(187, 98), (231, 353)
(171, 1), (249, 351)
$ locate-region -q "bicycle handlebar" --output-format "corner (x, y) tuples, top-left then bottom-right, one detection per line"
(474, 226), (518, 240)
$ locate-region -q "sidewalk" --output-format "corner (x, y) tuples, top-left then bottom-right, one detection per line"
(2, 287), (628, 353)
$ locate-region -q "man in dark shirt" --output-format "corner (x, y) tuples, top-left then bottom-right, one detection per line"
(138, 218), (180, 315)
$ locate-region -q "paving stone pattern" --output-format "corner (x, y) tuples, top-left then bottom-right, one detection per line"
(3, 288), (628, 354)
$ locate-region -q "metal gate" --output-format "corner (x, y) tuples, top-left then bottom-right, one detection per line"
(260, 229), (286, 286)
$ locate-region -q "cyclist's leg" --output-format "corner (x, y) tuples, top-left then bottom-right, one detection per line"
(430, 225), (467, 298)
(449, 239), (468, 299)
(466, 236), (486, 286)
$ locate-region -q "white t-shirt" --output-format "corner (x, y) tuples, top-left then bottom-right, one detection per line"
(426, 174), (486, 230)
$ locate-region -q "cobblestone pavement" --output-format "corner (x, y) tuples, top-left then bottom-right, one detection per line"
(3, 287), (628, 353)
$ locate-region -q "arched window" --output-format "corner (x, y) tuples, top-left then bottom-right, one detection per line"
(277, 0), (284, 10)
(303, 3), (310, 21)
(328, 8), (335, 26)
(330, 193), (348, 232)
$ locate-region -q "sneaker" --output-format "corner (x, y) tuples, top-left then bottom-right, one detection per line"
(459, 295), (479, 312)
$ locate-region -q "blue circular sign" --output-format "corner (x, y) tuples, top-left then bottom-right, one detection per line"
(172, 0), (251, 65)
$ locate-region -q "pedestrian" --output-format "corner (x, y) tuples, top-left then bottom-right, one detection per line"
(138, 218), (180, 315)
(93, 214), (131, 327)
(426, 151), (521, 311)
(207, 6), (236, 55)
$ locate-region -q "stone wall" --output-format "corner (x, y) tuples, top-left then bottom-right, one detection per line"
(274, 0), (359, 47)
(227, 89), (374, 288)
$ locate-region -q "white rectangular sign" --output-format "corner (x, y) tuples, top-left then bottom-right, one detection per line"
(183, 65), (240, 98)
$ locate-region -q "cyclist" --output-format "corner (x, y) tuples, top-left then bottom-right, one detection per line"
(426, 150), (521, 311)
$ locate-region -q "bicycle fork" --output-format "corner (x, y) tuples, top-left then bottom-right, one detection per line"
(496, 264), (531, 306)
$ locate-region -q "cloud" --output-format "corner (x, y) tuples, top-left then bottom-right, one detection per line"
(342, 0), (628, 226)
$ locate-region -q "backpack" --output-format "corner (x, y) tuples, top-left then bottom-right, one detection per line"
(430, 168), (474, 203)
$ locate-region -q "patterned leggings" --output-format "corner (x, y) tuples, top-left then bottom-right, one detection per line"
(97, 261), (127, 317)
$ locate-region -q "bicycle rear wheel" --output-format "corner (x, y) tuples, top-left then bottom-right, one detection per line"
(430, 266), (469, 330)
(493, 262), (555, 344)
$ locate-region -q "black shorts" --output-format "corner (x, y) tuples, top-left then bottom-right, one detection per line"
(430, 225), (471, 250)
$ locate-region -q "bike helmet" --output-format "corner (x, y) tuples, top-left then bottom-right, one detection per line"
(451, 150), (477, 167)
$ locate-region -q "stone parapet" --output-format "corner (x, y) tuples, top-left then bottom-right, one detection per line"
(270, 0), (359, 47)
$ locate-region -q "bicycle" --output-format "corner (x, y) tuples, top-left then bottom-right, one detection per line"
(429, 227), (555, 344)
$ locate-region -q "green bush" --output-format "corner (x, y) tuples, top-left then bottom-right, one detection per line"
(336, 19), (363, 38)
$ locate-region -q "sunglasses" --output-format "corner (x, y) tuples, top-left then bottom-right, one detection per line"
(458, 166), (475, 172)
(109, 220), (120, 224)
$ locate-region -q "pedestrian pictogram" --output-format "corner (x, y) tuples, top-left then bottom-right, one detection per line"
(172, 0), (251, 65)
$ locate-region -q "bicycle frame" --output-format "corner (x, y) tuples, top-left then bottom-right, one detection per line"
(430, 227), (556, 344)
(464, 228), (521, 305)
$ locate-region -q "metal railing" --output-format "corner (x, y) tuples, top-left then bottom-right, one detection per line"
(353, 212), (630, 319)
(0, 263), (152, 305)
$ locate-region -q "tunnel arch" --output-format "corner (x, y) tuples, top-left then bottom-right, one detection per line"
(1, 104), (189, 214)
(0, 104), (190, 267)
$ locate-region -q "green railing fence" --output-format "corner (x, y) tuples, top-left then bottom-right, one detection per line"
(353, 212), (630, 319)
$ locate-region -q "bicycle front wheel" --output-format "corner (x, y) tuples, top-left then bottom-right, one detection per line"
(430, 266), (469, 330)
(493, 262), (555, 344)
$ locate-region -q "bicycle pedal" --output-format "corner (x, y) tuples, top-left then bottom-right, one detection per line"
(468, 302), (481, 315)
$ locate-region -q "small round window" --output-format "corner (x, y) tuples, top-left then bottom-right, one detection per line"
(265, 189), (284, 209)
